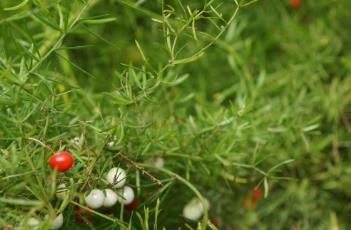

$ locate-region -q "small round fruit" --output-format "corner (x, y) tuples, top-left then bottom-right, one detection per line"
(103, 189), (118, 207)
(48, 151), (74, 172)
(75, 207), (93, 223)
(183, 197), (209, 221)
(70, 136), (81, 145)
(125, 197), (138, 211)
(106, 167), (126, 188)
(107, 141), (115, 148)
(116, 186), (135, 205)
(209, 217), (220, 228)
(56, 183), (69, 200)
(85, 189), (105, 209)
(51, 213), (63, 230)
(27, 217), (40, 227)
(251, 187), (263, 201)
(290, 0), (300, 9)
(75, 207), (84, 223)
(154, 157), (165, 168)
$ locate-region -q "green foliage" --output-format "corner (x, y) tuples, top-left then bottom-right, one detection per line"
(1, 0), (351, 229)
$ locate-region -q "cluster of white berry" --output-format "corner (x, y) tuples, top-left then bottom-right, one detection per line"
(27, 165), (136, 229)
(84, 167), (137, 209)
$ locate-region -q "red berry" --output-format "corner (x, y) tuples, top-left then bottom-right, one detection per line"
(208, 217), (220, 227)
(75, 207), (93, 223)
(75, 207), (84, 223)
(125, 197), (138, 211)
(290, 0), (301, 9)
(251, 187), (263, 201)
(48, 151), (74, 172)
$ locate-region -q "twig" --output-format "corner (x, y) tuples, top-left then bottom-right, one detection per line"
(116, 151), (162, 187)
(79, 148), (101, 192)
(26, 137), (54, 152)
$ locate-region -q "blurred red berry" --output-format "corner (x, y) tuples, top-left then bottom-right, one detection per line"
(75, 207), (84, 223)
(75, 207), (93, 223)
(208, 217), (220, 227)
(125, 197), (138, 211)
(290, 0), (301, 9)
(48, 151), (74, 172)
(242, 187), (263, 209)
(251, 187), (263, 201)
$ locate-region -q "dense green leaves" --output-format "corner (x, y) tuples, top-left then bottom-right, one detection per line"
(1, 0), (351, 229)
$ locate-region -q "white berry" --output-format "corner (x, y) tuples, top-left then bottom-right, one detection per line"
(154, 157), (165, 168)
(51, 213), (63, 229)
(106, 167), (126, 188)
(70, 136), (81, 145)
(103, 189), (118, 207)
(107, 141), (115, 147)
(116, 186), (135, 205)
(183, 197), (210, 221)
(56, 183), (69, 200)
(27, 217), (39, 227)
(85, 189), (105, 209)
